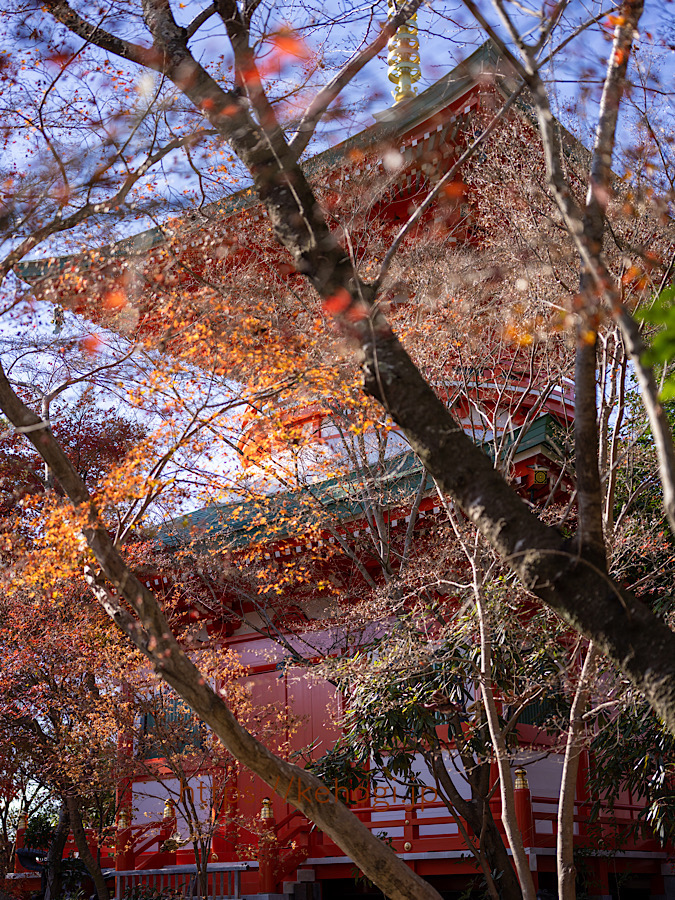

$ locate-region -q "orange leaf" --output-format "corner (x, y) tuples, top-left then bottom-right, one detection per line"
(81, 335), (102, 354)
(45, 52), (72, 69)
(104, 289), (126, 310)
(239, 66), (261, 87)
(346, 303), (369, 322)
(323, 288), (352, 315)
(271, 29), (311, 60)
(443, 181), (466, 199)
(622, 265), (642, 285)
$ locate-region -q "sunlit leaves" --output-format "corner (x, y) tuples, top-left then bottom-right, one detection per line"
(637, 285), (675, 399)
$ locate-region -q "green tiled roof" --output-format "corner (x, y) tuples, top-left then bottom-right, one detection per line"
(160, 443), (429, 550)
(492, 412), (566, 460)
(160, 413), (564, 551)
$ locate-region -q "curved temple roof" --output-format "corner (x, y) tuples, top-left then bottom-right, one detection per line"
(15, 40), (515, 290)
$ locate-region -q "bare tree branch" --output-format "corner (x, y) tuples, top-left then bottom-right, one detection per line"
(186, 4), (216, 39)
(45, 0), (160, 69)
(288, 0), (424, 160)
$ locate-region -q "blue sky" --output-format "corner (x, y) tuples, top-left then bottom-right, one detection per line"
(3, 0), (674, 266)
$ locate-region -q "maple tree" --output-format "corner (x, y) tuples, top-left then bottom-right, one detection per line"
(0, 399), (150, 900)
(167, 266), (669, 900)
(223, 351), (663, 900)
(0, 581), (131, 900)
(0, 2), (674, 899)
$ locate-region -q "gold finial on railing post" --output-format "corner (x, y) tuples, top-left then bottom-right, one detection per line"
(258, 798), (278, 893)
(117, 806), (131, 828)
(514, 767), (529, 790)
(387, 1), (421, 103)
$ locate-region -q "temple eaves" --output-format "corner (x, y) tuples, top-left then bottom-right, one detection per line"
(14, 40), (512, 289)
(159, 413), (563, 552)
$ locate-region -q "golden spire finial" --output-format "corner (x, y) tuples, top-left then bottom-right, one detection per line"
(387, 1), (421, 103)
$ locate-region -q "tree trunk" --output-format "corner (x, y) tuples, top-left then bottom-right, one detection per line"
(2, 356), (673, 900)
(27, 0), (675, 740)
(476, 594), (536, 900)
(66, 794), (110, 900)
(44, 801), (69, 900)
(192, 840), (210, 900)
(481, 814), (524, 900)
(430, 752), (522, 900)
(557, 646), (597, 900)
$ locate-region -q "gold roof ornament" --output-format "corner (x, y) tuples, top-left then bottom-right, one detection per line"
(387, 0), (421, 103)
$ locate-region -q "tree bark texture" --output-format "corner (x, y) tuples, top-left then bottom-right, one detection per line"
(66, 795), (110, 900)
(44, 801), (69, 900)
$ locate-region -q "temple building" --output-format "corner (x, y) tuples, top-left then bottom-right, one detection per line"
(12, 34), (674, 900)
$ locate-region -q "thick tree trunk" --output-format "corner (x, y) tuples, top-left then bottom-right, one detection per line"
(464, 808), (524, 900)
(357, 328), (675, 734)
(66, 795), (110, 900)
(44, 801), (69, 900)
(481, 816), (524, 900)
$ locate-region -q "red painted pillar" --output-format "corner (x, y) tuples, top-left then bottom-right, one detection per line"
(213, 764), (238, 860)
(14, 811), (27, 873)
(115, 805), (134, 872)
(513, 768), (535, 849)
(258, 798), (278, 894)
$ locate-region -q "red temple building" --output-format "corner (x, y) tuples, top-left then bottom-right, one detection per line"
(12, 38), (675, 900)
